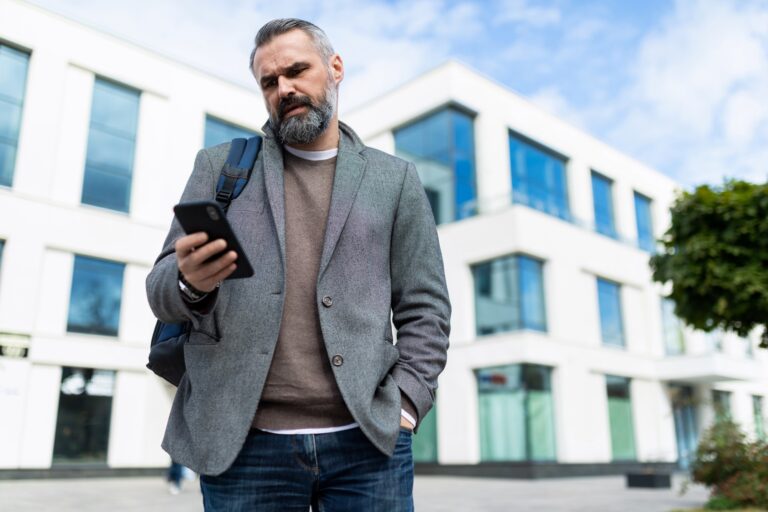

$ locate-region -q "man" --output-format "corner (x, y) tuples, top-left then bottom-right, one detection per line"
(146, 18), (450, 511)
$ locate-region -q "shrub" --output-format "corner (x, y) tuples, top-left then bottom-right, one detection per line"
(692, 419), (768, 509)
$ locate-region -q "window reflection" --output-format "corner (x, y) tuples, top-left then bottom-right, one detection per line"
(395, 107), (476, 224)
(509, 132), (570, 221)
(597, 278), (625, 347)
(473, 255), (546, 336)
(476, 364), (556, 461)
(0, 44), (30, 187)
(204, 115), (256, 149)
(53, 367), (115, 465)
(67, 256), (125, 336)
(81, 79), (140, 212)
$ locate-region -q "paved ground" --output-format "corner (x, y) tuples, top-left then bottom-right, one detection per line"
(0, 474), (709, 511)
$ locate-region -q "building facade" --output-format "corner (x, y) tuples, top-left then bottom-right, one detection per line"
(1, 0), (765, 476)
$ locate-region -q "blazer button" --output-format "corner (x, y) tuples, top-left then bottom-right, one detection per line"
(322, 296), (333, 307)
(331, 355), (344, 367)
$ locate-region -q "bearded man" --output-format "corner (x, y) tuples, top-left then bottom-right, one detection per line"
(146, 18), (451, 511)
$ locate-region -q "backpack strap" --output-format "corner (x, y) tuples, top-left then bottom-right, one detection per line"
(215, 135), (262, 211)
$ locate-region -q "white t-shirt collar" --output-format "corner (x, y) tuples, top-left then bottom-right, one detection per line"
(284, 145), (338, 161)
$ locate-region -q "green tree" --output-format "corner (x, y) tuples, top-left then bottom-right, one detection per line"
(650, 180), (768, 348)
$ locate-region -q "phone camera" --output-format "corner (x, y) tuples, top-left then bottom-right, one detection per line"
(206, 206), (220, 221)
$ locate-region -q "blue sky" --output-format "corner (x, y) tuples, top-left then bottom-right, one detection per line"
(28, 0), (768, 187)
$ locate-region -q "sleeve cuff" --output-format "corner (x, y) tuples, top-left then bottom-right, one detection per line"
(400, 409), (417, 427)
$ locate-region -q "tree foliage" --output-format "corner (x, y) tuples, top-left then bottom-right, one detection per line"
(650, 180), (768, 348)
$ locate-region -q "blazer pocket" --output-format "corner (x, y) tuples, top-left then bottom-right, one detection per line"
(186, 330), (219, 346)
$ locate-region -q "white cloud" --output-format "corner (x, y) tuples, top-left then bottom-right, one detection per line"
(28, 0), (484, 110)
(493, 0), (561, 26)
(595, 0), (768, 185)
(26, 0), (768, 187)
(528, 86), (588, 129)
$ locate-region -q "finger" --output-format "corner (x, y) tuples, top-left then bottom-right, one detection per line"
(186, 239), (229, 266)
(175, 232), (208, 254)
(198, 262), (238, 290)
(184, 251), (238, 285)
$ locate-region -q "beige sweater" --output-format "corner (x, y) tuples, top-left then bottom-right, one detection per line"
(252, 151), (355, 429)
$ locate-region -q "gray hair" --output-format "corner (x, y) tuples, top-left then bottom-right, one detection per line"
(249, 18), (335, 72)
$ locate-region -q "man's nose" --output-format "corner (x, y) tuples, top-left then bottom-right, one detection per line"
(277, 76), (295, 98)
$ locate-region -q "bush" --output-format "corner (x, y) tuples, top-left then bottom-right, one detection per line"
(692, 419), (768, 509)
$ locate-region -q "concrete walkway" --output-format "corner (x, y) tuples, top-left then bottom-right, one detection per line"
(0, 474), (709, 511)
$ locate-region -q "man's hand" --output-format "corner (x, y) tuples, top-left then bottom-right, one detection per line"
(400, 416), (414, 431)
(176, 232), (238, 292)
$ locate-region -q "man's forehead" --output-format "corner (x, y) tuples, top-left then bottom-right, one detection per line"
(253, 30), (321, 74)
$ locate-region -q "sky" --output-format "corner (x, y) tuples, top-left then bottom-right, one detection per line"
(26, 0), (768, 188)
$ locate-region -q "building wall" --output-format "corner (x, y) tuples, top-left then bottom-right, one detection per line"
(347, 62), (768, 466)
(0, 0), (265, 470)
(0, 0), (766, 473)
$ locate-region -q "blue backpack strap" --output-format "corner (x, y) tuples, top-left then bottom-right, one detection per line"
(215, 135), (262, 211)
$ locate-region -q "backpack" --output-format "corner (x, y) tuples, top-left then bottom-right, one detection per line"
(146, 135), (262, 386)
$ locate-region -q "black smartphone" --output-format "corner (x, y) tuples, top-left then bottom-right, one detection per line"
(173, 200), (254, 279)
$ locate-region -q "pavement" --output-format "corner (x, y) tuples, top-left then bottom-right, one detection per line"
(0, 474), (709, 511)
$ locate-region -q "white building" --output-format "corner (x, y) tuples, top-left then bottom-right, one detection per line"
(0, 0), (765, 477)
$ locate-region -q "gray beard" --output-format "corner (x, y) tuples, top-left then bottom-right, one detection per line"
(272, 82), (337, 146)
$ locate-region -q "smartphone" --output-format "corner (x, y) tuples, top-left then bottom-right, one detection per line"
(173, 200), (254, 279)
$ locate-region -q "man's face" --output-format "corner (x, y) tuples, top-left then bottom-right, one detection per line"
(252, 29), (343, 146)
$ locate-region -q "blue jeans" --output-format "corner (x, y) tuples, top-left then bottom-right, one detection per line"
(199, 427), (414, 511)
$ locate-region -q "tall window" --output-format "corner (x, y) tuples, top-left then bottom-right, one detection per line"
(67, 256), (125, 336)
(634, 192), (654, 252)
(509, 132), (570, 221)
(591, 171), (616, 238)
(753, 396), (765, 441)
(0, 44), (30, 187)
(712, 390), (732, 423)
(472, 255), (546, 336)
(0, 240), (5, 287)
(412, 403), (438, 463)
(53, 367), (115, 465)
(476, 364), (556, 461)
(661, 298), (685, 355)
(606, 376), (636, 460)
(394, 107), (476, 224)
(81, 78), (140, 212)
(204, 115), (256, 148)
(597, 278), (625, 347)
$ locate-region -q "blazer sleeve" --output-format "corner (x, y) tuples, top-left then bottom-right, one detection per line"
(145, 148), (223, 328)
(389, 162), (452, 427)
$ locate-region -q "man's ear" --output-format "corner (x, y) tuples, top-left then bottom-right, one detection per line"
(330, 54), (344, 85)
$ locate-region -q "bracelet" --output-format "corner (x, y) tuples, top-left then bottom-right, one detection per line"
(178, 274), (207, 302)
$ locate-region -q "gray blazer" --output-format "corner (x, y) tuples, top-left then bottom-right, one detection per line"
(146, 122), (451, 476)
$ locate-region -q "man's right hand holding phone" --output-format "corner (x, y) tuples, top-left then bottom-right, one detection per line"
(175, 232), (238, 294)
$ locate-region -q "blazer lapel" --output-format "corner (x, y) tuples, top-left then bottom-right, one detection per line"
(261, 134), (287, 266)
(317, 129), (367, 279)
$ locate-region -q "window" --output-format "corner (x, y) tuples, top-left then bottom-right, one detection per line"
(634, 192), (654, 252)
(472, 255), (546, 336)
(53, 367), (115, 465)
(67, 256), (125, 336)
(606, 376), (636, 460)
(712, 390), (732, 423)
(81, 78), (140, 212)
(661, 298), (685, 355)
(591, 171), (616, 238)
(476, 364), (556, 461)
(0, 44), (30, 187)
(412, 402), (438, 463)
(753, 396), (765, 441)
(509, 132), (570, 221)
(204, 115), (256, 148)
(597, 278), (625, 347)
(394, 107), (476, 224)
